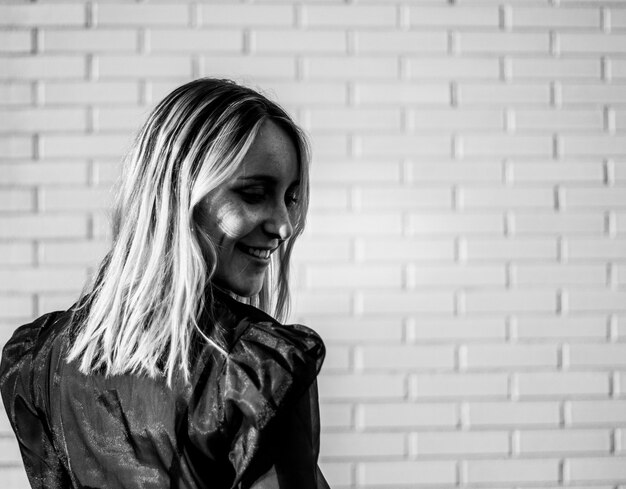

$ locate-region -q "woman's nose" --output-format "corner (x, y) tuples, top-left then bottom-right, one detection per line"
(263, 202), (294, 241)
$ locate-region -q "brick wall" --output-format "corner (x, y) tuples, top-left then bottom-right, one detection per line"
(1, 1), (625, 488)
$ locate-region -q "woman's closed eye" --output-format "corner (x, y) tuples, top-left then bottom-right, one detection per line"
(236, 187), (267, 204)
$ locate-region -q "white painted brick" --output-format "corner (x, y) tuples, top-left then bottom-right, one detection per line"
(44, 81), (139, 104)
(306, 264), (401, 289)
(616, 110), (626, 131)
(308, 187), (349, 211)
(411, 109), (504, 130)
(510, 58), (601, 79)
(360, 291), (454, 314)
(567, 239), (626, 260)
(355, 82), (449, 106)
(357, 461), (456, 486)
(464, 290), (556, 313)
(321, 432), (405, 458)
(358, 402), (458, 429)
(461, 135), (553, 157)
(517, 317), (607, 340)
(292, 238), (351, 262)
(323, 345), (350, 371)
(560, 34), (626, 54)
(411, 265), (506, 287)
(0, 108), (86, 132)
(38, 293), (77, 314)
(96, 5), (188, 26)
(305, 317), (403, 344)
(517, 372), (609, 397)
(355, 31), (447, 54)
(408, 212), (504, 235)
(412, 318), (506, 341)
(361, 238), (454, 262)
(613, 60), (626, 80)
(0, 4), (85, 26)
(467, 459), (559, 484)
(253, 30), (346, 54)
(201, 55), (296, 79)
(307, 212), (401, 236)
(415, 431), (508, 456)
(570, 344), (626, 368)
(293, 292), (352, 315)
(409, 6), (499, 27)
(260, 81), (347, 105)
(564, 187), (626, 208)
(0, 56), (85, 79)
(617, 213), (626, 234)
(566, 290), (626, 313)
(514, 109), (604, 130)
(307, 109), (402, 131)
(466, 344), (557, 370)
(304, 56), (397, 80)
(464, 238), (558, 261)
(0, 189), (33, 211)
(409, 162), (503, 183)
(571, 400), (626, 426)
(0, 83), (32, 105)
(511, 212), (604, 235)
(319, 373), (405, 400)
(458, 33), (550, 54)
(612, 8), (626, 29)
(468, 401), (560, 427)
(0, 437), (22, 464)
(97, 55), (192, 78)
(43, 29), (137, 53)
(407, 58), (500, 80)
(0, 243), (33, 266)
(307, 133), (348, 157)
(41, 134), (131, 158)
(149, 29), (242, 53)
(303, 5), (396, 27)
(317, 462), (351, 487)
(514, 265), (606, 286)
(0, 30), (32, 53)
(458, 83), (551, 105)
(0, 295), (32, 319)
(0, 466), (29, 489)
(41, 187), (113, 212)
(460, 187), (554, 209)
(0, 215), (87, 239)
(0, 268), (86, 293)
(96, 108), (148, 132)
(358, 187), (451, 210)
(568, 457), (626, 482)
(562, 84), (626, 104)
(319, 404), (352, 429)
(412, 373), (508, 399)
(358, 345), (455, 370)
(520, 429), (610, 454)
(0, 136), (32, 158)
(200, 5), (293, 26)
(358, 135), (450, 157)
(40, 241), (108, 266)
(510, 162), (603, 183)
(511, 7), (601, 28)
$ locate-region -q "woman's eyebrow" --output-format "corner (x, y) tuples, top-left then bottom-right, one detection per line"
(237, 175), (301, 187)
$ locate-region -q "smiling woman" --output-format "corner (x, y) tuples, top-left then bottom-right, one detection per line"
(0, 79), (329, 489)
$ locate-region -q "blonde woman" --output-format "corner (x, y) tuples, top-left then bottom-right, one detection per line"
(0, 79), (329, 489)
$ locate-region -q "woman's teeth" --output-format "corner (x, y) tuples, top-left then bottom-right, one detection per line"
(245, 247), (271, 259)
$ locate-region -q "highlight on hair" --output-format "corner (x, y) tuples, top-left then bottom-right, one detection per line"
(66, 78), (310, 385)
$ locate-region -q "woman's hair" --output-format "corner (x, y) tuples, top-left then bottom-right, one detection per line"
(66, 78), (310, 385)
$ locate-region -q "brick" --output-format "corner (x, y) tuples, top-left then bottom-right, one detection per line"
(0, 56), (85, 80)
(358, 461), (456, 486)
(319, 404), (351, 429)
(358, 135), (451, 157)
(307, 109), (402, 131)
(38, 293), (78, 314)
(358, 402), (458, 429)
(466, 344), (557, 370)
(253, 30), (346, 54)
(414, 431), (508, 456)
(464, 290), (556, 314)
(510, 58), (601, 79)
(96, 108), (148, 132)
(201, 55), (295, 79)
(41, 134), (131, 158)
(0, 215), (88, 240)
(562, 84), (626, 104)
(96, 5), (188, 26)
(617, 264), (626, 286)
(517, 372), (609, 397)
(520, 429), (610, 454)
(514, 265), (606, 286)
(43, 29), (137, 53)
(612, 8), (626, 29)
(0, 189), (33, 211)
(45, 82), (139, 104)
(567, 239), (626, 260)
(0, 268), (86, 293)
(307, 212), (401, 235)
(464, 238), (558, 261)
(617, 213), (626, 234)
(308, 188), (349, 211)
(0, 4), (85, 26)
(461, 135), (553, 157)
(412, 318), (505, 341)
(321, 433), (405, 458)
(511, 212), (604, 235)
(303, 5), (396, 27)
(563, 187), (626, 208)
(409, 6), (499, 27)
(0, 83), (32, 105)
(408, 58), (500, 80)
(358, 345), (455, 370)
(409, 162), (503, 183)
(292, 238), (351, 263)
(460, 187), (554, 209)
(514, 109), (603, 130)
(0, 30), (32, 53)
(319, 373), (405, 400)
(306, 133), (348, 157)
(317, 463), (351, 487)
(0, 243), (33, 266)
(260, 81), (346, 105)
(0, 467), (29, 488)
(612, 60), (626, 79)
(408, 212), (504, 235)
(570, 400), (626, 425)
(200, 5), (293, 26)
(304, 56), (397, 80)
(304, 317), (403, 344)
(324, 345), (350, 371)
(517, 317), (607, 340)
(355, 82), (449, 105)
(40, 241), (108, 266)
(560, 34), (626, 54)
(510, 162), (603, 183)
(97, 55), (192, 78)
(149, 29), (242, 53)
(458, 33), (550, 54)
(0, 437), (22, 464)
(355, 31), (447, 54)
(358, 187), (451, 210)
(361, 238), (454, 262)
(411, 109), (504, 130)
(0, 136), (32, 158)
(293, 292), (352, 315)
(511, 7), (601, 28)
(458, 83), (550, 105)
(0, 295), (33, 319)
(360, 291), (454, 314)
(570, 344), (626, 368)
(566, 290), (626, 313)
(306, 264), (401, 289)
(467, 459), (559, 484)
(410, 265), (506, 287)
(468, 401), (560, 427)
(0, 108), (86, 132)
(412, 373), (508, 399)
(41, 187), (113, 212)
(568, 457), (626, 481)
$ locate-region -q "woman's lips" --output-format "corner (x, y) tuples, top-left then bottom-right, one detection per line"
(237, 244), (275, 260)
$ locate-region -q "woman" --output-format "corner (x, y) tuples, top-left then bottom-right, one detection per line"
(0, 79), (329, 489)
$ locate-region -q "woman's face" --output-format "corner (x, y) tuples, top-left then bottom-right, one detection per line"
(198, 120), (300, 297)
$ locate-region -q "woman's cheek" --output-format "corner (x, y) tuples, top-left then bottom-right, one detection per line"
(214, 201), (252, 239)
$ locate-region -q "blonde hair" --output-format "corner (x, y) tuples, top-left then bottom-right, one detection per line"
(67, 79), (310, 385)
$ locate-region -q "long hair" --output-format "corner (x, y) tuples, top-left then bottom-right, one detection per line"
(66, 79), (310, 385)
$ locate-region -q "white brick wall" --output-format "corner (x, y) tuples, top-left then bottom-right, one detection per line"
(1, 1), (626, 488)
